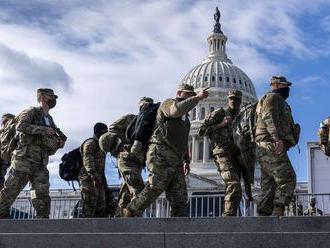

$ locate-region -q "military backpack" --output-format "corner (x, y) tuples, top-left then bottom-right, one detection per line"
(126, 102), (160, 147)
(0, 118), (18, 162)
(232, 102), (258, 184)
(59, 138), (94, 184)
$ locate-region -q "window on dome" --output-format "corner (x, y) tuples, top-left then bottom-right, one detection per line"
(209, 143), (213, 160)
(219, 76), (222, 81)
(212, 76), (215, 82)
(222, 40), (224, 45)
(210, 107), (215, 113)
(192, 108), (196, 120)
(244, 81), (247, 87)
(204, 76), (208, 82)
(239, 80), (242, 84)
(201, 107), (206, 120)
(233, 78), (236, 83)
(198, 141), (204, 161)
(226, 77), (229, 82)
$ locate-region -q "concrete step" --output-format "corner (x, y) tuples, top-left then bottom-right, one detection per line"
(0, 217), (330, 233)
(0, 232), (329, 248)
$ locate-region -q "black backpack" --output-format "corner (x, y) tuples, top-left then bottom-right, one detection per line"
(59, 147), (82, 182)
(126, 102), (160, 146)
(59, 138), (92, 183)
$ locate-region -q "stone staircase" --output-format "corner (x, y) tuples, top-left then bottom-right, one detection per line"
(0, 217), (329, 248)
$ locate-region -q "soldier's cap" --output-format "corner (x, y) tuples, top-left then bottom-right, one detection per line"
(270, 76), (292, 86)
(139, 97), (154, 105)
(1, 113), (15, 123)
(37, 88), (58, 98)
(177, 84), (196, 96)
(227, 90), (242, 99)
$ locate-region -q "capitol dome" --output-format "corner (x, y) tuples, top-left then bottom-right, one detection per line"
(181, 7), (258, 185)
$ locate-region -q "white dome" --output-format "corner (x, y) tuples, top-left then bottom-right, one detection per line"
(181, 8), (258, 183)
(181, 60), (257, 102)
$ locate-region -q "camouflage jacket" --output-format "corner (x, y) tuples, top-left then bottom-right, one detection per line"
(13, 107), (64, 165)
(80, 138), (106, 178)
(255, 92), (297, 146)
(199, 107), (240, 156)
(108, 114), (136, 146)
(150, 97), (199, 161)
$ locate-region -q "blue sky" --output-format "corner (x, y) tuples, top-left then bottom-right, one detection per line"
(0, 0), (330, 188)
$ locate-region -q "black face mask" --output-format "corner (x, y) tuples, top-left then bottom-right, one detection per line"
(47, 99), (57, 109)
(272, 87), (290, 100)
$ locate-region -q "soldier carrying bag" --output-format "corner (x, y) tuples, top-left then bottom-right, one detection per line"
(59, 138), (93, 185)
(318, 118), (330, 156)
(0, 118), (18, 162)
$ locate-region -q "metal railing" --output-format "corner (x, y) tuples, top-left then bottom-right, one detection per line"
(10, 191), (330, 219)
(288, 193), (330, 216)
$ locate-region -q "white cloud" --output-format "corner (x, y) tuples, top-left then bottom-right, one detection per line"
(0, 43), (72, 89)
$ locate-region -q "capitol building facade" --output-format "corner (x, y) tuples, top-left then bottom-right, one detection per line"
(183, 8), (258, 194)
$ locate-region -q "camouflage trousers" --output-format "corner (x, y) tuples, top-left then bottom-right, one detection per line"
(79, 175), (106, 218)
(256, 142), (296, 215)
(117, 151), (145, 215)
(127, 144), (188, 217)
(0, 158), (50, 218)
(0, 160), (9, 190)
(214, 153), (242, 216)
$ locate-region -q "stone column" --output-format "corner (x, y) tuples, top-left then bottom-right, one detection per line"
(203, 136), (208, 163)
(191, 135), (196, 163)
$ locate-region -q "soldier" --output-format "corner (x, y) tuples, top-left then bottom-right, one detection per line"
(303, 197), (323, 216)
(0, 88), (66, 218)
(123, 84), (209, 217)
(199, 90), (244, 216)
(0, 113), (15, 190)
(105, 97), (154, 216)
(255, 76), (299, 216)
(79, 122), (108, 218)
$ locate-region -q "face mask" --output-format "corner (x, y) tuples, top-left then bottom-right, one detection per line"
(273, 87), (290, 100)
(47, 99), (57, 109)
(228, 98), (241, 111)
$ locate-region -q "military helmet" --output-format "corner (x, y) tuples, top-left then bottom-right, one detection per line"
(270, 76), (292, 86)
(177, 84), (196, 96)
(227, 90), (242, 99)
(94, 122), (108, 136)
(37, 88), (58, 99)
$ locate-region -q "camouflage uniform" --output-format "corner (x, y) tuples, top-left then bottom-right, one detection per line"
(0, 128), (8, 190)
(255, 84), (298, 215)
(79, 138), (106, 217)
(199, 105), (243, 216)
(0, 105), (65, 218)
(108, 114), (145, 214)
(126, 95), (199, 217)
(0, 113), (15, 190)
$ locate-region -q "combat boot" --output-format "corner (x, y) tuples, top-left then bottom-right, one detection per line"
(272, 206), (285, 216)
